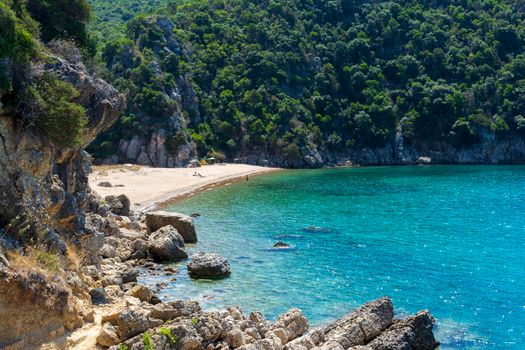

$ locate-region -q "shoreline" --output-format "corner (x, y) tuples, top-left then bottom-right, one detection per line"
(88, 162), (519, 212)
(89, 164), (281, 212)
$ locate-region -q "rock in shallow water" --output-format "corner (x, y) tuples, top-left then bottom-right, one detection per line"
(273, 241), (290, 248)
(145, 211), (198, 243)
(187, 252), (231, 279)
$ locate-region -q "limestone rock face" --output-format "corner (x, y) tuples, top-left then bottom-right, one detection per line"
(148, 225), (188, 262)
(0, 53), (123, 348)
(0, 270), (84, 348)
(43, 55), (126, 148)
(145, 211), (198, 243)
(0, 54), (124, 243)
(187, 252), (231, 279)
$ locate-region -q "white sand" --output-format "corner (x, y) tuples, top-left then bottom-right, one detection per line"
(89, 164), (279, 211)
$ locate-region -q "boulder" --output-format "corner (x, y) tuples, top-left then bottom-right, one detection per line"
(105, 194), (131, 216)
(97, 322), (120, 347)
(114, 309), (157, 341)
(89, 288), (106, 305)
(148, 225), (188, 262)
(100, 244), (117, 259)
(98, 181), (113, 187)
(363, 311), (439, 350)
(276, 308), (309, 342)
(129, 239), (148, 260)
(145, 211), (197, 243)
(416, 157), (432, 165)
(320, 297), (394, 349)
(187, 252), (231, 279)
(127, 284), (153, 303)
(227, 328), (246, 348)
(121, 267), (139, 283)
(273, 242), (290, 248)
(284, 329), (324, 350)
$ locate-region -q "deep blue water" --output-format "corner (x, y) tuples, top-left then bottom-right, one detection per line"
(140, 165), (525, 349)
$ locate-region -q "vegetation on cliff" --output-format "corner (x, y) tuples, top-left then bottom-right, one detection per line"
(88, 0), (525, 163)
(0, 0), (93, 147)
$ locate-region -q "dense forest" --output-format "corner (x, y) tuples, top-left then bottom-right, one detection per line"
(6, 0), (525, 165)
(86, 0), (525, 165)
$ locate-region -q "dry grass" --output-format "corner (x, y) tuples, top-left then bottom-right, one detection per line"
(6, 241), (84, 277)
(7, 247), (63, 277)
(66, 242), (84, 272)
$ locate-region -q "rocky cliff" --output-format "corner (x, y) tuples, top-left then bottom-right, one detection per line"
(0, 52), (124, 348)
(89, 16), (199, 168)
(0, 54), (124, 245)
(234, 130), (525, 168)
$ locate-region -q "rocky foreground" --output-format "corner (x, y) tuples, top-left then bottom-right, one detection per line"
(95, 294), (438, 350)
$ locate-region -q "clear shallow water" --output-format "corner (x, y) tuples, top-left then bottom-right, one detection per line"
(141, 166), (525, 349)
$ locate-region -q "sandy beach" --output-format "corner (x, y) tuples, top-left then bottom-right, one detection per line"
(88, 163), (280, 211)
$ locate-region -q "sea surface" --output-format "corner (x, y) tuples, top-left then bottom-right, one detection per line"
(140, 165), (525, 349)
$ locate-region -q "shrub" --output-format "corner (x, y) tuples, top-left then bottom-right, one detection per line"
(283, 143), (301, 162)
(158, 328), (177, 347)
(142, 332), (156, 350)
(30, 73), (88, 147)
(29, 246), (62, 273)
(0, 2), (37, 93)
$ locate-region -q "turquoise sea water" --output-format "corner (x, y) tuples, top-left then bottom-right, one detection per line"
(141, 165), (525, 349)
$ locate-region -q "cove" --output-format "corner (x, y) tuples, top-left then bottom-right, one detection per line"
(140, 165), (525, 349)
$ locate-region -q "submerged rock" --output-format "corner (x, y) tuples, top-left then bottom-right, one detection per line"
(148, 225), (188, 262)
(146, 211), (198, 243)
(187, 252), (231, 279)
(302, 226), (335, 233)
(273, 242), (290, 248)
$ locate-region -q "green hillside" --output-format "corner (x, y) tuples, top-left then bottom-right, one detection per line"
(89, 0), (525, 164)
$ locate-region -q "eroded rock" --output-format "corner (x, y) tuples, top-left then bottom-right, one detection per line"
(127, 284), (153, 303)
(148, 225), (188, 262)
(97, 322), (120, 347)
(187, 252), (231, 279)
(105, 194), (131, 216)
(145, 211), (197, 243)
